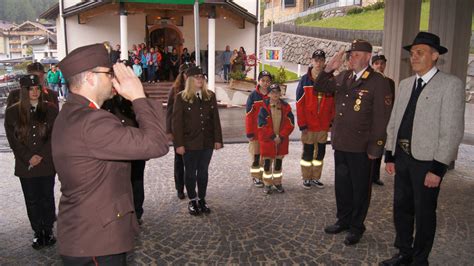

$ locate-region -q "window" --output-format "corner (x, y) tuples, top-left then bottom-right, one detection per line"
(283, 0), (296, 7)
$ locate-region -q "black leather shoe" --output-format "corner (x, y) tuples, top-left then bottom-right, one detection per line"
(373, 179), (384, 186)
(198, 199), (211, 214)
(344, 232), (362, 246)
(32, 232), (44, 250)
(177, 191), (186, 200)
(380, 253), (413, 266)
(188, 200), (200, 216)
(43, 230), (56, 246)
(324, 224), (349, 234)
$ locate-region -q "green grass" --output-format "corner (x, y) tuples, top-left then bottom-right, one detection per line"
(301, 1), (474, 31)
(258, 63), (299, 82)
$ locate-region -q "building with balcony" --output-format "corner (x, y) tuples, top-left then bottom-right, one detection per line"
(0, 20), (55, 61)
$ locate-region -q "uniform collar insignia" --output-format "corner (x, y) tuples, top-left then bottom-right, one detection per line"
(88, 102), (98, 110)
(361, 71), (370, 79)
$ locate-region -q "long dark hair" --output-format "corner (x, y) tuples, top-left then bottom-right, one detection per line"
(8, 86), (48, 145)
(172, 72), (186, 95)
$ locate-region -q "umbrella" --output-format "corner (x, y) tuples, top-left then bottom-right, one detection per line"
(40, 58), (59, 65)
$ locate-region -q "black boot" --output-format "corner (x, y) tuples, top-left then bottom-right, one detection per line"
(32, 231), (43, 250)
(43, 229), (56, 246)
(188, 200), (200, 216)
(198, 199), (211, 214)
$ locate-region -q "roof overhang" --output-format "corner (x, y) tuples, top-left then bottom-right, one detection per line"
(40, 0), (257, 26)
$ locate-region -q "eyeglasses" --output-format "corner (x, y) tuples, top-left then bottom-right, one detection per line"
(193, 74), (205, 80)
(91, 70), (114, 78)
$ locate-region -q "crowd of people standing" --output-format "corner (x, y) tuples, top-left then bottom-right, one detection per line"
(4, 31), (466, 266)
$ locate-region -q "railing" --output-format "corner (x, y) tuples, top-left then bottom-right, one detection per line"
(261, 24), (383, 46)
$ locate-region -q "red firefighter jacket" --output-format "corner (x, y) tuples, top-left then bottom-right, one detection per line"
(245, 85), (269, 139)
(257, 98), (294, 157)
(296, 69), (335, 132)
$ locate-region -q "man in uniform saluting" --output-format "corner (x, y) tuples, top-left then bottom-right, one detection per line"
(52, 44), (169, 264)
(313, 40), (393, 245)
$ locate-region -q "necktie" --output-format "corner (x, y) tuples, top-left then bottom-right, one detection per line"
(197, 92), (201, 100)
(415, 78), (424, 92)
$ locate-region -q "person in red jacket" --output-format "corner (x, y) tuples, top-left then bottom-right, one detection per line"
(257, 84), (295, 194)
(296, 50), (335, 189)
(245, 71), (272, 187)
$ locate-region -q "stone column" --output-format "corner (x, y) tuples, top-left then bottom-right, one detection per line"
(382, 0), (422, 88)
(429, 0), (473, 82)
(208, 6), (216, 92)
(193, 0), (201, 66)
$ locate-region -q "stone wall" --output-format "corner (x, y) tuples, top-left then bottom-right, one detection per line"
(260, 32), (382, 66)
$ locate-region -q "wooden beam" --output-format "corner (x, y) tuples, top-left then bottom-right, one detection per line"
(79, 3), (119, 24)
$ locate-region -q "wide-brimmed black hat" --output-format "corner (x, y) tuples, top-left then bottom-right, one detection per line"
(403, 32), (448, 55)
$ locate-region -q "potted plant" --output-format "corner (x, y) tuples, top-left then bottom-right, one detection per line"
(273, 66), (288, 96)
(228, 55), (257, 91)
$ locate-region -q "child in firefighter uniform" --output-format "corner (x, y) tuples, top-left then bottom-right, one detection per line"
(257, 84), (295, 194)
(245, 71), (272, 187)
(296, 50), (335, 189)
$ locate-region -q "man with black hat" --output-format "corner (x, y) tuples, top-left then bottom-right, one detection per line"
(296, 49), (335, 190)
(7, 62), (59, 107)
(52, 43), (169, 264)
(370, 54), (396, 186)
(245, 70), (272, 188)
(313, 39), (394, 246)
(381, 32), (465, 266)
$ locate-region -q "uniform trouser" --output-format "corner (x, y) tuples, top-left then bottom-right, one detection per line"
(248, 140), (263, 180)
(174, 150), (185, 193)
(183, 149), (213, 200)
(19, 176), (56, 234)
(262, 156), (284, 186)
(131, 160), (146, 220)
(334, 150), (372, 235)
(393, 146), (440, 265)
(371, 156), (382, 182)
(61, 253), (126, 266)
(301, 131), (328, 180)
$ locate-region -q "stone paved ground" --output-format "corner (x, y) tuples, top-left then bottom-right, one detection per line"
(0, 141), (473, 265)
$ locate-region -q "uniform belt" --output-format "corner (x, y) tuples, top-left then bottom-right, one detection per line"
(397, 139), (411, 155)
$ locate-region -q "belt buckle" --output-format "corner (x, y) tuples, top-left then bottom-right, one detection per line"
(398, 139), (410, 155)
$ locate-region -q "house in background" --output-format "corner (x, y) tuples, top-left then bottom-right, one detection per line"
(263, 0), (378, 25)
(24, 34), (58, 62)
(0, 21), (56, 61)
(0, 20), (16, 60)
